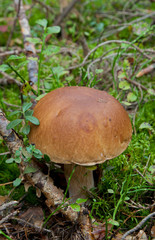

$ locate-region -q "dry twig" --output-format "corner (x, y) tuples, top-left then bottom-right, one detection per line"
(14, 0), (38, 85)
(0, 71), (23, 87)
(0, 109), (94, 239)
(121, 212), (155, 240)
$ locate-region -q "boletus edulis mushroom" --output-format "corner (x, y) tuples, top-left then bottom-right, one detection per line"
(28, 86), (132, 202)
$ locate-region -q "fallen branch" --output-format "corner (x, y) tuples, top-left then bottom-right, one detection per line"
(124, 77), (148, 91)
(0, 71), (23, 87)
(0, 109), (94, 239)
(121, 211), (155, 240)
(136, 64), (155, 78)
(82, 40), (152, 66)
(14, 0), (38, 85)
(0, 210), (19, 225)
(96, 12), (155, 41)
(0, 109), (78, 222)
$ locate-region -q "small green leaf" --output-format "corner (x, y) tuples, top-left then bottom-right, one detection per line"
(36, 19), (48, 28)
(35, 93), (47, 101)
(95, 69), (103, 74)
(26, 37), (41, 44)
(122, 101), (131, 106)
(8, 55), (24, 60)
(43, 45), (60, 56)
(108, 189), (114, 194)
(118, 71), (126, 79)
(6, 119), (23, 130)
(139, 122), (153, 130)
(47, 26), (61, 34)
(6, 158), (14, 163)
(24, 110), (34, 116)
(33, 149), (43, 159)
(127, 92), (137, 102)
(147, 88), (155, 95)
(108, 219), (119, 226)
(70, 203), (81, 212)
(96, 22), (104, 32)
(22, 102), (32, 113)
(23, 166), (37, 174)
(119, 81), (130, 90)
(125, 196), (130, 200)
(22, 148), (32, 158)
(0, 64), (10, 72)
(13, 178), (22, 187)
(15, 157), (21, 163)
(22, 125), (30, 135)
(26, 116), (40, 125)
(86, 165), (97, 170)
(76, 198), (87, 204)
(9, 110), (21, 116)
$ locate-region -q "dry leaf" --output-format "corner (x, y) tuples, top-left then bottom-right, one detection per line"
(0, 195), (8, 205)
(24, 182), (31, 192)
(151, 225), (155, 238)
(36, 187), (42, 198)
(136, 64), (155, 78)
(19, 207), (44, 229)
(137, 230), (148, 240)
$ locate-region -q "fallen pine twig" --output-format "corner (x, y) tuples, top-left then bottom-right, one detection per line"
(96, 12), (155, 42)
(136, 64), (155, 78)
(11, 217), (52, 233)
(134, 168), (153, 186)
(121, 211), (155, 240)
(0, 210), (19, 225)
(0, 71), (23, 87)
(124, 77), (148, 91)
(82, 40), (152, 66)
(14, 0), (38, 85)
(0, 201), (18, 212)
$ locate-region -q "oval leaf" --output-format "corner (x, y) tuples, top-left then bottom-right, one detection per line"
(8, 55), (24, 60)
(119, 81), (130, 90)
(127, 92), (137, 102)
(26, 116), (40, 125)
(76, 198), (87, 204)
(36, 19), (48, 28)
(22, 125), (30, 135)
(108, 189), (114, 194)
(9, 110), (21, 116)
(108, 219), (119, 226)
(13, 178), (22, 187)
(24, 166), (37, 174)
(47, 26), (61, 34)
(139, 122), (152, 130)
(6, 119), (23, 130)
(6, 158), (14, 164)
(0, 64), (10, 72)
(22, 102), (32, 113)
(70, 203), (81, 212)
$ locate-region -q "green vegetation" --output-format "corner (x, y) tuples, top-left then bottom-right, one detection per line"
(0, 0), (154, 238)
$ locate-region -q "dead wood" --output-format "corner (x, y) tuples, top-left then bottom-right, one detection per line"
(0, 109), (95, 239)
(14, 0), (38, 85)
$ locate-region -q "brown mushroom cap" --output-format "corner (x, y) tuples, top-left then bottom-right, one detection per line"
(29, 86), (132, 165)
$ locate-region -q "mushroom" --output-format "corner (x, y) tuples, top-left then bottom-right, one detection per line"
(28, 86), (132, 202)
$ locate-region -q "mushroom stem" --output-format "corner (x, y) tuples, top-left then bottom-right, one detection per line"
(64, 164), (94, 203)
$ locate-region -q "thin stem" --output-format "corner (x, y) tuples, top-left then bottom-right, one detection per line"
(38, 31), (46, 95)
